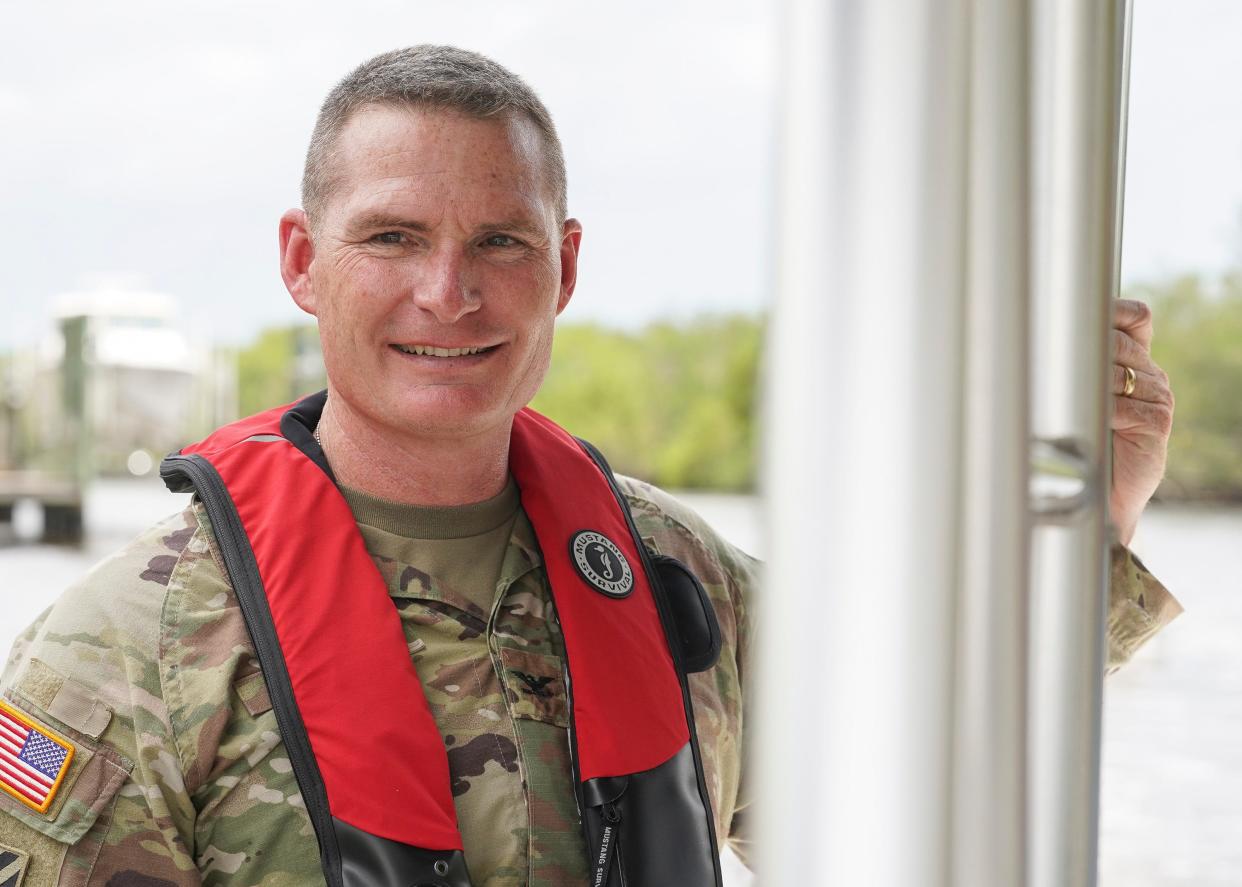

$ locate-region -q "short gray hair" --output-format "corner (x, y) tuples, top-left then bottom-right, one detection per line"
(301, 45), (568, 227)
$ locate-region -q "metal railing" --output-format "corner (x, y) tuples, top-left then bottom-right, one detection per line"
(758, 1), (1131, 885)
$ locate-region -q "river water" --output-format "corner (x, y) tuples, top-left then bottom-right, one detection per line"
(0, 478), (1236, 886)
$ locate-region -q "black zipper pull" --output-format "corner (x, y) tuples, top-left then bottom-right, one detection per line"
(590, 803), (621, 887)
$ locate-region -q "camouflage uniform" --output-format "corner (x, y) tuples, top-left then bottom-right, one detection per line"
(0, 476), (1177, 886)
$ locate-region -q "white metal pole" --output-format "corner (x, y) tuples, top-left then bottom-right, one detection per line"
(1028, 1), (1132, 886)
(951, 0), (1033, 882)
(759, 1), (970, 884)
(761, 1), (1131, 884)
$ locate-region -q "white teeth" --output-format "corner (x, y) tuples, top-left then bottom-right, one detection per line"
(395, 344), (486, 357)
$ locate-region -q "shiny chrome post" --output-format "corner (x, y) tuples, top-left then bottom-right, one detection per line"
(759, 1), (969, 885)
(952, 0), (1033, 883)
(761, 1), (1133, 886)
(1027, 1), (1133, 886)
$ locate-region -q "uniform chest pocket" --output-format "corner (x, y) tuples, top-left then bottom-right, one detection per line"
(497, 648), (568, 729)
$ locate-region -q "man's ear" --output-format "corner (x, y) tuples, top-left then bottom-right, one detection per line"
(556, 218), (583, 316)
(280, 209), (317, 316)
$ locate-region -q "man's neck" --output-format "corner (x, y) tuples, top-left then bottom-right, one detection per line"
(315, 396), (511, 507)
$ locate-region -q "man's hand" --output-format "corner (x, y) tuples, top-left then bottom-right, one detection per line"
(1109, 298), (1175, 546)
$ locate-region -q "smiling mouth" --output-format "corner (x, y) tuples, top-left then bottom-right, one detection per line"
(390, 344), (498, 357)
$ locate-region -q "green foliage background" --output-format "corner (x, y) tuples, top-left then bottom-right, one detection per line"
(530, 316), (762, 490)
(1137, 274), (1242, 502)
(237, 326), (327, 418)
(234, 314), (762, 490)
(231, 279), (1240, 498)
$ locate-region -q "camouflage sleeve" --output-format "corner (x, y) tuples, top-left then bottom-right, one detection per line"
(0, 506), (206, 886)
(1106, 541), (1182, 674)
(616, 477), (759, 872)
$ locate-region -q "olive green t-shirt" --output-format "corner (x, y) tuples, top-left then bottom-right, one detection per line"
(340, 477), (522, 616)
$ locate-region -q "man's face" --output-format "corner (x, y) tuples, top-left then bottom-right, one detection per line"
(297, 106), (579, 441)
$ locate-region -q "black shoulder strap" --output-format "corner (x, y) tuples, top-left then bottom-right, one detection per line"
(573, 439), (722, 674)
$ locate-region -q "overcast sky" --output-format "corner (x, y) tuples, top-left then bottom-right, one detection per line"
(0, 0), (1238, 350)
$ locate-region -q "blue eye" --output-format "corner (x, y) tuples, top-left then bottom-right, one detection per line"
(373, 232), (404, 244)
(485, 234), (518, 247)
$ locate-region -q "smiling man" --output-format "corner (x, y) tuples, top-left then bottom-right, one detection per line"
(0, 46), (1181, 887)
(285, 100), (579, 507)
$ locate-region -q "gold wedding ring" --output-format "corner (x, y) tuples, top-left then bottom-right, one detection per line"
(1121, 364), (1137, 397)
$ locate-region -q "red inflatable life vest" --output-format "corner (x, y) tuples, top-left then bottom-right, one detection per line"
(161, 391), (722, 887)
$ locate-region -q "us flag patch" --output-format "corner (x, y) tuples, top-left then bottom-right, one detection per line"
(0, 700), (75, 814)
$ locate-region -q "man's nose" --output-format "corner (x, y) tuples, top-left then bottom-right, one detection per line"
(411, 244), (480, 323)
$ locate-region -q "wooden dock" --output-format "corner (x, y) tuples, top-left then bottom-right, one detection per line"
(0, 471), (84, 544)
